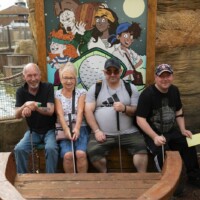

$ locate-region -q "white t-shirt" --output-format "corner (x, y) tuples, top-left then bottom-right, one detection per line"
(86, 79), (139, 135)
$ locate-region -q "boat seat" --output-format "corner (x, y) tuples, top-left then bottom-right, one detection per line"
(30, 144), (157, 173)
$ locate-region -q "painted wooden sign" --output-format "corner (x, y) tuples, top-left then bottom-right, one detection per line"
(35, 0), (157, 90)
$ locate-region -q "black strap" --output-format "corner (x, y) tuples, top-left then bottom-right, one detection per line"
(95, 81), (102, 100)
(95, 80), (132, 100)
(123, 81), (132, 97)
(124, 53), (136, 70)
(176, 113), (184, 118)
(72, 89), (75, 114)
(112, 94), (120, 131)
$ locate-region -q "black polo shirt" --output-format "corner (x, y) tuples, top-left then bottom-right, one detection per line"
(15, 82), (56, 134)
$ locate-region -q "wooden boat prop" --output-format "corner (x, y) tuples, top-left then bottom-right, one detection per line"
(0, 151), (182, 200)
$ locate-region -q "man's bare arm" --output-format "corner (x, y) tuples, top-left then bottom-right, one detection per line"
(15, 101), (54, 118)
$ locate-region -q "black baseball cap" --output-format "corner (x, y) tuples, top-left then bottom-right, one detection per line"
(104, 58), (121, 70)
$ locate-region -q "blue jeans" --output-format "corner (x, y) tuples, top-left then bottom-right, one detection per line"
(59, 126), (89, 158)
(14, 129), (58, 173)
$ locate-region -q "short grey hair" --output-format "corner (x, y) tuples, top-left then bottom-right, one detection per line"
(23, 63), (41, 75)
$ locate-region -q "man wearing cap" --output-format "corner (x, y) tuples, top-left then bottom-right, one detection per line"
(136, 64), (200, 187)
(85, 58), (148, 173)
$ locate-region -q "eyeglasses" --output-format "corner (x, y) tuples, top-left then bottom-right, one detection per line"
(62, 77), (75, 81)
(105, 70), (120, 75)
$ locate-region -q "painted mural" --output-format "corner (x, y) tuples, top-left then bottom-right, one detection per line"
(44, 0), (148, 91)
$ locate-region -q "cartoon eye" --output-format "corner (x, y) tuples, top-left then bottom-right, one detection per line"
(96, 18), (100, 23)
(102, 18), (106, 23)
(124, 34), (128, 38)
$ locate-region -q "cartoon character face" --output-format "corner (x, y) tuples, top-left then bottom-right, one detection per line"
(95, 17), (110, 33)
(118, 32), (134, 48)
(60, 10), (75, 29)
(50, 42), (66, 55)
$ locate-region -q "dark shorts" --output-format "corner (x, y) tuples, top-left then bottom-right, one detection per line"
(87, 132), (147, 162)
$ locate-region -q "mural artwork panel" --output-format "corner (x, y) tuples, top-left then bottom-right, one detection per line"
(36, 0), (156, 91)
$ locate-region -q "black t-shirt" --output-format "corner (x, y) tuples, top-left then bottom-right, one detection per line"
(15, 82), (56, 134)
(136, 84), (182, 135)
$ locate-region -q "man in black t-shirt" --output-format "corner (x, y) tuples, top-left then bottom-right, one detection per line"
(14, 63), (58, 173)
(136, 63), (200, 188)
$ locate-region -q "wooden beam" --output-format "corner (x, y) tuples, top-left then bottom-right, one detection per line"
(146, 0), (157, 85)
(35, 0), (47, 81)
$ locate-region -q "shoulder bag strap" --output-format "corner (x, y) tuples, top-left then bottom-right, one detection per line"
(72, 89), (75, 114)
(124, 53), (136, 70)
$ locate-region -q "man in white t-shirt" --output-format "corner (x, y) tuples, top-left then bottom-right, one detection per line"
(85, 58), (147, 173)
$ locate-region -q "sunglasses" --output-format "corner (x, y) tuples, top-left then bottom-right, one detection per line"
(105, 70), (120, 75)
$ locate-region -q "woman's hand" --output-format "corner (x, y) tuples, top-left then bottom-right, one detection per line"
(72, 127), (80, 141)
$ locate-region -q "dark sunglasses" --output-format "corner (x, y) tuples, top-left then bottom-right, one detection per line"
(105, 70), (120, 75)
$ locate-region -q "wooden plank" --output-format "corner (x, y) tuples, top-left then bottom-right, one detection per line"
(15, 188), (148, 199)
(15, 173), (161, 182)
(0, 152), (25, 200)
(15, 173), (161, 199)
(15, 181), (159, 199)
(15, 180), (159, 190)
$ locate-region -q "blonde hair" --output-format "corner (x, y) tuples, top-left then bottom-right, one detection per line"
(59, 62), (77, 84)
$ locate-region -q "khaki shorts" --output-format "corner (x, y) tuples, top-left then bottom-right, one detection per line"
(87, 132), (147, 162)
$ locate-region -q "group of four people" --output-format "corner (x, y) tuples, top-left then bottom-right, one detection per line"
(14, 59), (200, 188)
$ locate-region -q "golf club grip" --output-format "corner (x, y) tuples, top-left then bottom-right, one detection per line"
(112, 94), (120, 102)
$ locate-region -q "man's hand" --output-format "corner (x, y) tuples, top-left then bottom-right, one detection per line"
(153, 135), (166, 146)
(181, 129), (192, 139)
(95, 130), (106, 143)
(113, 102), (125, 112)
(24, 101), (37, 111)
(22, 106), (32, 117)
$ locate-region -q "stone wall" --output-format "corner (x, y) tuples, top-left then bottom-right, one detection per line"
(156, 0), (200, 132)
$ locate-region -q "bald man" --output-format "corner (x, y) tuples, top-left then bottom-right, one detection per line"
(14, 63), (58, 173)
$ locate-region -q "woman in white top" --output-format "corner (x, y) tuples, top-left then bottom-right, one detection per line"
(55, 62), (89, 173)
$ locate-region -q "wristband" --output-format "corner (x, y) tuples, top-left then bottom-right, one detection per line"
(37, 102), (42, 107)
(122, 105), (126, 113)
(175, 113), (184, 118)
